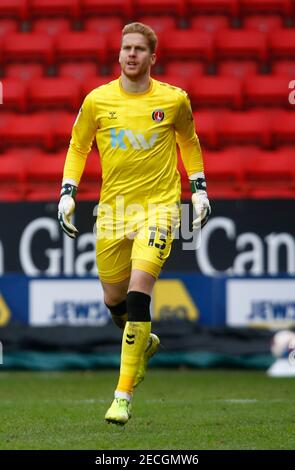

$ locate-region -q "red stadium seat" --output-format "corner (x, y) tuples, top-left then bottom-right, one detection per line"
(5, 63), (44, 81)
(137, 16), (176, 33)
(218, 60), (257, 78)
(51, 111), (77, 149)
(33, 18), (71, 37)
(0, 153), (25, 201)
(162, 30), (214, 61)
(85, 17), (122, 34)
(190, 15), (229, 32)
(78, 149), (102, 200)
(111, 62), (122, 77)
(3, 113), (53, 150)
(0, 113), (15, 151)
(164, 61), (205, 77)
(134, 0), (186, 16)
(59, 62), (98, 82)
(272, 61), (295, 78)
(55, 32), (106, 64)
(187, 0), (239, 15)
(0, 0), (28, 20)
(3, 32), (54, 65)
(190, 76), (243, 109)
(240, 0), (292, 16)
(1, 78), (27, 112)
(245, 148), (295, 198)
(26, 152), (65, 201)
(28, 78), (81, 111)
(244, 75), (292, 108)
(270, 30), (295, 59)
(244, 15), (282, 32)
(272, 111), (295, 146)
(193, 111), (218, 149)
(0, 20), (18, 37)
(0, 38), (3, 64)
(218, 110), (271, 148)
(108, 31), (124, 63)
(216, 30), (267, 61)
(81, 0), (133, 18)
(30, 0), (80, 18)
(204, 148), (246, 198)
(26, 148), (101, 201)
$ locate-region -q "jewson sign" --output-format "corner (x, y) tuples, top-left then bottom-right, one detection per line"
(227, 279), (295, 328)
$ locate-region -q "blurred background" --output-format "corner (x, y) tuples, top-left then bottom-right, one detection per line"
(0, 0), (295, 372)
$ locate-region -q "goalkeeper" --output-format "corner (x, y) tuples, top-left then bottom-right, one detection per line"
(58, 22), (210, 426)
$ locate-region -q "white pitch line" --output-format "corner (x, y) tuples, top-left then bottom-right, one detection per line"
(221, 399), (258, 404)
(2, 398), (294, 406)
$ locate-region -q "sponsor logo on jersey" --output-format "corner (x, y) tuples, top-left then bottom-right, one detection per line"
(152, 109), (165, 122)
(110, 128), (158, 150)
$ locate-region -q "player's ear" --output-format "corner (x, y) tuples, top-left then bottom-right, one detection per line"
(151, 53), (156, 66)
(119, 47), (123, 65)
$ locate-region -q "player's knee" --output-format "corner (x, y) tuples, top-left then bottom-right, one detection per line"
(104, 290), (126, 307)
(105, 299), (126, 313)
(105, 299), (127, 330)
(127, 291), (151, 322)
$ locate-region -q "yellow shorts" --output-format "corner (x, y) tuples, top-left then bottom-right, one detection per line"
(96, 206), (180, 283)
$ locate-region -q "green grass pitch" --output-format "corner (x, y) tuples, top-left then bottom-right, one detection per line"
(1, 369), (295, 450)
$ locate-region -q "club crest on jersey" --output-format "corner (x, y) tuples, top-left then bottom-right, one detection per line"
(152, 109), (165, 122)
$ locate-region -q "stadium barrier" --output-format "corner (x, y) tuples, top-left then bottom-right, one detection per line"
(0, 200), (294, 368)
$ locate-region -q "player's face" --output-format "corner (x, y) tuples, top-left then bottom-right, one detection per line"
(119, 33), (156, 79)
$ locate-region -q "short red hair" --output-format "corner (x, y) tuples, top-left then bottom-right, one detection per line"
(122, 22), (158, 53)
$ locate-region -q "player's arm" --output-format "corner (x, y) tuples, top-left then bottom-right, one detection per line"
(175, 92), (211, 229)
(58, 92), (97, 238)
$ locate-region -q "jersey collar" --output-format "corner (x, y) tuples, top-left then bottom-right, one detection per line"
(118, 77), (154, 97)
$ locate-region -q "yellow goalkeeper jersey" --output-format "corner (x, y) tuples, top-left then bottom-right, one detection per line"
(63, 77), (204, 209)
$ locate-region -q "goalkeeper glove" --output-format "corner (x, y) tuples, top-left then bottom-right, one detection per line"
(58, 183), (78, 239)
(190, 174), (211, 229)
